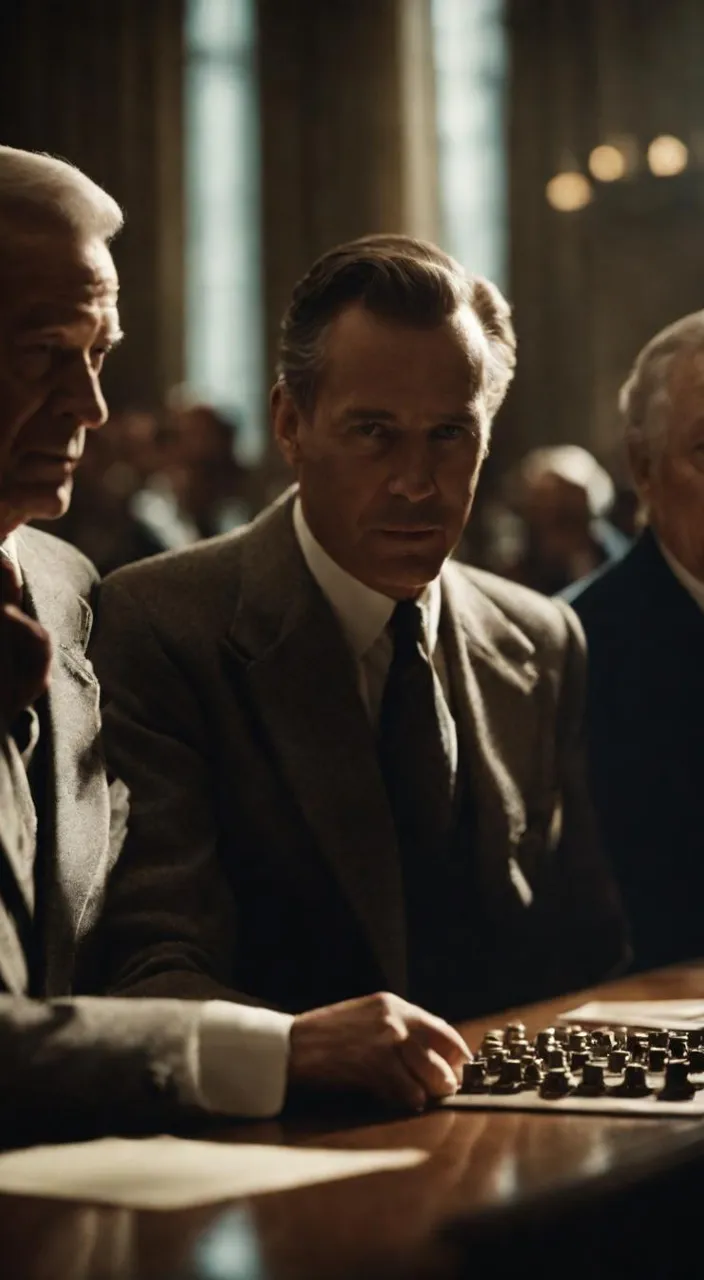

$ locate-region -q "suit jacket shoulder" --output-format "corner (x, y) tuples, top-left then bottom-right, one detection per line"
(18, 525), (98, 596)
(446, 559), (582, 657)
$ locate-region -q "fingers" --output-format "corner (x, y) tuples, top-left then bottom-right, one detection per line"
(0, 557), (21, 608)
(408, 1009), (472, 1072)
(397, 1037), (459, 1100)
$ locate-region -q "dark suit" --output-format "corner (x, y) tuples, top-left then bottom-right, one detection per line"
(0, 529), (207, 1139)
(90, 490), (626, 1018)
(566, 528), (704, 972)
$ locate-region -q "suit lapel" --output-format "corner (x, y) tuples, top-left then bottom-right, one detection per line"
(223, 496), (407, 993)
(0, 739), (32, 993)
(15, 529), (108, 995)
(440, 562), (540, 917)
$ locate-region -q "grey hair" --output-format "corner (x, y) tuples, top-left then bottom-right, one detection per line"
(619, 310), (704, 451)
(514, 445), (614, 518)
(277, 234), (516, 421)
(0, 146), (123, 242)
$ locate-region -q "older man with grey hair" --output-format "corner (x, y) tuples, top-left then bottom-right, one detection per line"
(0, 147), (478, 1138)
(567, 310), (704, 972)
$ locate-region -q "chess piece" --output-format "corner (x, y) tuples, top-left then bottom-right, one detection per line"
(668, 1035), (688, 1059)
(649, 1031), (669, 1048)
(554, 1026), (570, 1046)
(608, 1049), (630, 1073)
(570, 1050), (590, 1072)
(504, 1022), (526, 1046)
(461, 1061), (489, 1094)
(613, 1026), (629, 1048)
(658, 1060), (695, 1102)
(688, 1048), (704, 1073)
(548, 1048), (568, 1070)
(492, 1058), (524, 1094)
(487, 1048), (508, 1074)
(614, 1064), (651, 1097)
(523, 1060), (544, 1087)
(539, 1067), (573, 1098)
(575, 1062), (606, 1096)
(536, 1029), (556, 1059)
(647, 1047), (668, 1072)
(568, 1031), (588, 1053)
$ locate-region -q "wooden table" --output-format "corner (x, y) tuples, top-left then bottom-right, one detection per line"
(2, 965), (704, 1280)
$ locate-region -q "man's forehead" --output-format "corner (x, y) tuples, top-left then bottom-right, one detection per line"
(0, 231), (119, 316)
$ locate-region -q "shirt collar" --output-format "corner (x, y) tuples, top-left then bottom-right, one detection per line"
(293, 496), (442, 658)
(658, 538), (704, 614)
(0, 533), (22, 586)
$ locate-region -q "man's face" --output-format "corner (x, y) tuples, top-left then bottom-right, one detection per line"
(274, 304), (491, 598)
(633, 348), (704, 580)
(0, 228), (121, 534)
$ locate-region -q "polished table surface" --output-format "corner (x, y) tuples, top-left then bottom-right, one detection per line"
(3, 965), (704, 1279)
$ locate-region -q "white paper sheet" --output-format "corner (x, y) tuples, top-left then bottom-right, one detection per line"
(0, 1137), (425, 1210)
(559, 1000), (704, 1031)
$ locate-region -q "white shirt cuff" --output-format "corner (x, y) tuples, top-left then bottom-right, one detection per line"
(188, 1001), (294, 1119)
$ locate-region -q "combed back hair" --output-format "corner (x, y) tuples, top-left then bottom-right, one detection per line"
(0, 146), (123, 243)
(619, 310), (704, 451)
(277, 234), (516, 419)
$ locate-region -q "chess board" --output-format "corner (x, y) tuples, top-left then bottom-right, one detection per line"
(441, 1021), (704, 1118)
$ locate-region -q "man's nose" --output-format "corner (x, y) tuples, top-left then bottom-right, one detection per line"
(56, 360), (108, 431)
(387, 441), (437, 502)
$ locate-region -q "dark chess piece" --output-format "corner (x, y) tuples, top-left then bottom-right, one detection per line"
(570, 1050), (590, 1071)
(595, 1028), (615, 1053)
(491, 1058), (524, 1094)
(658, 1060), (695, 1102)
(504, 1023), (526, 1047)
(689, 1029), (704, 1049)
(649, 1030), (669, 1048)
(461, 1061), (489, 1094)
(608, 1049), (630, 1073)
(613, 1064), (651, 1097)
(554, 1026), (570, 1045)
(487, 1048), (508, 1074)
(575, 1062), (606, 1096)
(539, 1067), (573, 1098)
(668, 1035), (688, 1059)
(568, 1031), (588, 1053)
(547, 1048), (568, 1070)
(535, 1029), (556, 1059)
(613, 1026), (629, 1048)
(523, 1060), (544, 1087)
(648, 1047), (668, 1072)
(688, 1048), (704, 1073)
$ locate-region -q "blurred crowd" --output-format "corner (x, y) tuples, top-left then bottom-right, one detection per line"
(38, 399), (640, 598)
(35, 391), (259, 576)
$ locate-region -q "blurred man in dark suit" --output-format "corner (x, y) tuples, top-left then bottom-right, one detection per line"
(567, 311), (704, 971)
(0, 147), (471, 1137)
(92, 235), (626, 1066)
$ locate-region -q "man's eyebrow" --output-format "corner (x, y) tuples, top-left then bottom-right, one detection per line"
(339, 408), (397, 423)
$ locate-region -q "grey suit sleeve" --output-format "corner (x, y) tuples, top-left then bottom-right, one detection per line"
(533, 600), (630, 986)
(85, 576), (253, 1004)
(0, 996), (203, 1142)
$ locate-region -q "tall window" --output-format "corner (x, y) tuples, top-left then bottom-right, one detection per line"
(432, 0), (508, 288)
(185, 0), (264, 461)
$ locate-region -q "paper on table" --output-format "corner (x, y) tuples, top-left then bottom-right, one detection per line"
(0, 1137), (425, 1210)
(559, 1000), (704, 1031)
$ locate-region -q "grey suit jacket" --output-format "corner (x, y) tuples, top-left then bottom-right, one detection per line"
(91, 490), (627, 1017)
(0, 530), (204, 1139)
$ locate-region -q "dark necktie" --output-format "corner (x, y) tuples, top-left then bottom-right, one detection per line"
(378, 600), (456, 860)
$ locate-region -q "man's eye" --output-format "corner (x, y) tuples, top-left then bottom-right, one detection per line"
(355, 422), (387, 439)
(433, 424), (465, 441)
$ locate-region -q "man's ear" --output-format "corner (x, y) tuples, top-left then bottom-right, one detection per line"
(627, 436), (653, 510)
(271, 382), (304, 469)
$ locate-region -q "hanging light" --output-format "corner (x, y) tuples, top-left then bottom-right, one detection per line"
(647, 135), (688, 177)
(545, 171), (593, 212)
(589, 144), (627, 182)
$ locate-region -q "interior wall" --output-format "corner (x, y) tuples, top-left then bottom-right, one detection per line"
(505, 0), (704, 481)
(0, 0), (185, 411)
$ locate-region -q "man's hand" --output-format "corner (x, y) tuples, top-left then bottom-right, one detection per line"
(0, 557), (51, 723)
(288, 992), (471, 1111)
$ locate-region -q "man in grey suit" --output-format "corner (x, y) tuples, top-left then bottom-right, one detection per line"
(93, 235), (627, 1084)
(0, 149), (469, 1136)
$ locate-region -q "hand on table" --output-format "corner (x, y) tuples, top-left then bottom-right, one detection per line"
(0, 557), (51, 724)
(288, 991), (471, 1111)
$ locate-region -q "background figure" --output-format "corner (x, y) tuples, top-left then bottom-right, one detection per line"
(497, 445), (630, 596)
(567, 311), (704, 973)
(133, 394), (255, 552)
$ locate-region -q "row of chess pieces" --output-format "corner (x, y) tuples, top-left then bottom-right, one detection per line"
(460, 1022), (704, 1101)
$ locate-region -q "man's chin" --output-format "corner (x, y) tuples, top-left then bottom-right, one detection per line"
(0, 478), (74, 529)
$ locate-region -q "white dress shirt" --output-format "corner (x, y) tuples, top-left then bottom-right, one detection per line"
(658, 539), (704, 614)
